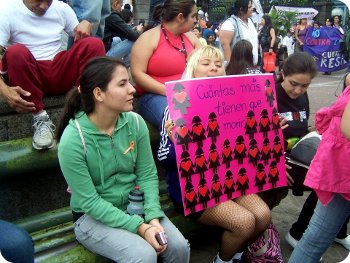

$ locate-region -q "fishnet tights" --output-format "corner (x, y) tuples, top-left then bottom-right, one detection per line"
(198, 194), (271, 261)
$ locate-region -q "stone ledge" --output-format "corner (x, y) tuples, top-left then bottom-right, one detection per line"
(0, 95), (66, 141)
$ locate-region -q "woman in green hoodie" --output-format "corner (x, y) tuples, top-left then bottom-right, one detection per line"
(56, 57), (190, 263)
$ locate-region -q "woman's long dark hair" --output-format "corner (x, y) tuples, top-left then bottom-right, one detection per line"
(56, 57), (126, 141)
(276, 52), (317, 84)
(144, 0), (196, 31)
(226, 40), (255, 75)
(262, 14), (273, 30)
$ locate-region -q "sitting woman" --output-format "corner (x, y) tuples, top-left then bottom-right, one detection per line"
(158, 45), (271, 263)
(131, 0), (200, 130)
(56, 57), (190, 263)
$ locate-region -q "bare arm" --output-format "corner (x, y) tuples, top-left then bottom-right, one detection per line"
(341, 100), (350, 140)
(219, 30), (234, 62)
(131, 27), (165, 95)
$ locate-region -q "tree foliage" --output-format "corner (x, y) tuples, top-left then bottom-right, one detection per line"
(269, 9), (298, 35)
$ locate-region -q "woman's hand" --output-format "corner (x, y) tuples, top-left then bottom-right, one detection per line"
(165, 119), (175, 142)
(138, 222), (167, 254)
(279, 114), (289, 130)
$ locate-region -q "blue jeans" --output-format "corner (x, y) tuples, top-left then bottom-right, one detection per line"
(0, 220), (34, 263)
(74, 214), (190, 263)
(137, 93), (168, 131)
(71, 0), (111, 38)
(106, 37), (134, 67)
(289, 194), (350, 263)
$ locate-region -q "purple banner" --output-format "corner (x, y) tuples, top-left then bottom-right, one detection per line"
(304, 27), (347, 72)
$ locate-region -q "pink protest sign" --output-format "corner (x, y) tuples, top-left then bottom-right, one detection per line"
(165, 74), (287, 216)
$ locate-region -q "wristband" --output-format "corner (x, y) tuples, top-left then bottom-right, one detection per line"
(143, 225), (154, 237)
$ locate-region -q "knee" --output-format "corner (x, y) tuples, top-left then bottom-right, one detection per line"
(0, 223), (34, 258)
(168, 238), (190, 259)
(234, 213), (256, 238)
(254, 206), (272, 233)
(4, 44), (32, 66)
(78, 37), (105, 55)
(132, 246), (157, 263)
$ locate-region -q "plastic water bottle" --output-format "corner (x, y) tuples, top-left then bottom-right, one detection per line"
(126, 186), (144, 218)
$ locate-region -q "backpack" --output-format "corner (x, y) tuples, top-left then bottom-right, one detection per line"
(225, 15), (244, 50)
(244, 223), (284, 263)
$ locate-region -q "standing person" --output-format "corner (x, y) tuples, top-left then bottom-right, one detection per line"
(258, 52), (317, 209)
(282, 30), (295, 57)
(56, 57), (190, 263)
(103, 0), (143, 65)
(219, 0), (258, 64)
(323, 18), (333, 75)
(131, 0), (200, 130)
(333, 15), (344, 34)
(288, 87), (350, 263)
(158, 46), (271, 263)
(294, 17), (309, 52)
(0, 220), (34, 263)
(0, 0), (105, 150)
(71, 0), (110, 38)
(258, 14), (276, 72)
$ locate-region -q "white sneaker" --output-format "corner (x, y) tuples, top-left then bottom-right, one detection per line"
(285, 231), (298, 248)
(32, 114), (55, 150)
(335, 235), (350, 251)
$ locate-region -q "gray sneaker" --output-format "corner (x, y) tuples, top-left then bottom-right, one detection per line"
(32, 114), (56, 150)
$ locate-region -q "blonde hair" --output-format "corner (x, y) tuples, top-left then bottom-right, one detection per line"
(183, 45), (225, 79)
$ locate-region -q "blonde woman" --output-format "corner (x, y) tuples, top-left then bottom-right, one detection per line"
(158, 46), (271, 263)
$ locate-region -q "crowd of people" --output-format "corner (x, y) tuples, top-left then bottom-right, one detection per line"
(0, 0), (349, 263)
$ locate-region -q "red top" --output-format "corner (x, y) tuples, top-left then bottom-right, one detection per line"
(135, 26), (194, 95)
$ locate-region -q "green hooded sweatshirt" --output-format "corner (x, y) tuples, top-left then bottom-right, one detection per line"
(58, 111), (164, 233)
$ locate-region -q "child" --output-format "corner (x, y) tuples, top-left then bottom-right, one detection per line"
(289, 87), (350, 263)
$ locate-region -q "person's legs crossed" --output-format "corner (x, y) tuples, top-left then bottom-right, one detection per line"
(289, 194), (350, 263)
(198, 200), (257, 261)
(106, 38), (134, 60)
(74, 215), (157, 263)
(0, 220), (34, 263)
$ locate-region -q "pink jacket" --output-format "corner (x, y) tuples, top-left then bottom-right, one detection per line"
(304, 87), (350, 205)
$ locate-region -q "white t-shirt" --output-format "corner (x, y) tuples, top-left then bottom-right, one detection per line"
(0, 0), (79, 60)
(221, 16), (258, 65)
(282, 35), (294, 56)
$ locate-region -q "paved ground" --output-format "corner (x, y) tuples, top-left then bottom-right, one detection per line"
(188, 69), (349, 263)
